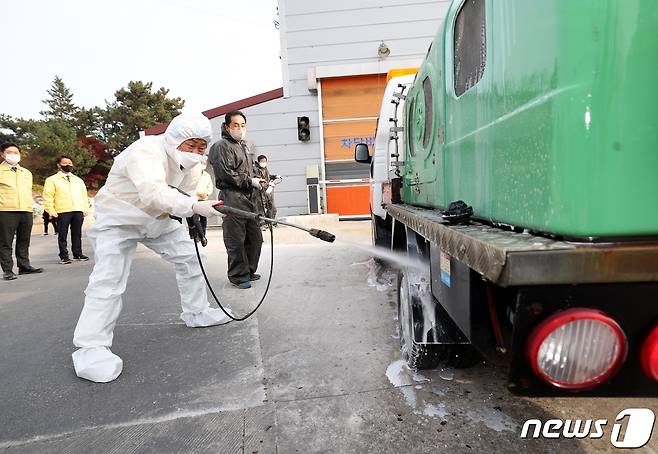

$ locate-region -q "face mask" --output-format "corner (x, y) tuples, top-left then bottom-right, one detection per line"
(259, 162), (267, 168)
(176, 150), (204, 169)
(4, 154), (20, 166)
(60, 165), (73, 173)
(229, 128), (246, 142)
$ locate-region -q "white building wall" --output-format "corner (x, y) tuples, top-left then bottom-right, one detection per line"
(207, 95), (322, 216)
(210, 0), (452, 218)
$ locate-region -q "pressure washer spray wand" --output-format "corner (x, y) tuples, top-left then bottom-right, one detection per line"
(212, 203), (335, 243)
(168, 184), (336, 243)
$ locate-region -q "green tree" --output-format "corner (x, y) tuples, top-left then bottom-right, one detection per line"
(1, 78), (184, 184)
(39, 76), (103, 139)
(0, 114), (18, 144)
(20, 120), (97, 184)
(0, 114), (35, 145)
(104, 81), (184, 153)
(75, 106), (105, 138)
(40, 76), (79, 125)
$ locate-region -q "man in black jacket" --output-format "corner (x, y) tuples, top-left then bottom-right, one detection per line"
(254, 154), (279, 220)
(208, 111), (266, 289)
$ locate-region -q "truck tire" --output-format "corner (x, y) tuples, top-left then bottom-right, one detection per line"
(372, 214), (392, 249)
(397, 271), (479, 370)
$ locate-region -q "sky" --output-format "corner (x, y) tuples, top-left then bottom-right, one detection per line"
(0, 0), (282, 119)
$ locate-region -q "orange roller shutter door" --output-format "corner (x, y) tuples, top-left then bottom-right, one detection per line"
(321, 74), (387, 216)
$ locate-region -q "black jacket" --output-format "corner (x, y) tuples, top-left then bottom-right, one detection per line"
(253, 163), (277, 182)
(208, 130), (257, 211)
(252, 162), (277, 216)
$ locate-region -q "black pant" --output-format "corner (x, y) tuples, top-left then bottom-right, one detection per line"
(42, 211), (58, 234)
(57, 211), (84, 259)
(199, 215), (208, 237)
(222, 214), (263, 283)
(266, 193), (277, 220)
(0, 211), (33, 273)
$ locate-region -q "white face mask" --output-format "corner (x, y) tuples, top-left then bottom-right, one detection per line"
(229, 128), (246, 142)
(176, 151), (204, 169)
(259, 162), (267, 168)
(4, 154), (20, 166)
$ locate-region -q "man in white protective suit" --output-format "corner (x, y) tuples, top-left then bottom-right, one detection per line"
(72, 112), (230, 383)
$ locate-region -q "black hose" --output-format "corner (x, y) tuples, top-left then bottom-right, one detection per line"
(168, 184), (276, 322)
(191, 203), (334, 323)
(193, 222), (274, 322)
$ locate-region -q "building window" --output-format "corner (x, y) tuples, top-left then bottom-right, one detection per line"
(454, 0), (487, 97)
(408, 97), (416, 156)
(422, 76), (434, 148)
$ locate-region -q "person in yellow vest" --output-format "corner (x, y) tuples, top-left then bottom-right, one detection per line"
(195, 157), (214, 236)
(0, 142), (43, 280)
(43, 155), (90, 264)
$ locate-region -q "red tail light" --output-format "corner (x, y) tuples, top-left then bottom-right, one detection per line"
(526, 308), (627, 390)
(641, 325), (658, 382)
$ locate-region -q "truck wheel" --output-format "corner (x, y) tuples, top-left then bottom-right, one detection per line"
(397, 271), (441, 370)
(397, 271), (479, 370)
(372, 214), (392, 249)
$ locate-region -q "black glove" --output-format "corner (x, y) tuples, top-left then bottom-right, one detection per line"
(186, 214), (208, 247)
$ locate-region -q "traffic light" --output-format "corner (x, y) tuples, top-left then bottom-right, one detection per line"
(297, 116), (310, 142)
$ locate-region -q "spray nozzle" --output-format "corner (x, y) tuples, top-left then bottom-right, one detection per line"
(308, 228), (335, 243)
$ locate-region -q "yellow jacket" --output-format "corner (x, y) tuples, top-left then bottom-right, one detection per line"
(0, 162), (33, 212)
(43, 172), (90, 215)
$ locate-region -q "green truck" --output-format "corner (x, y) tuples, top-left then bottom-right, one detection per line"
(356, 0), (658, 395)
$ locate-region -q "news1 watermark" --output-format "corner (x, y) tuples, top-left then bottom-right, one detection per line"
(520, 408), (656, 448)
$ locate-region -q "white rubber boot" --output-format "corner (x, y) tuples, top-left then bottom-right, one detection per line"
(180, 307), (234, 327)
(72, 347), (123, 383)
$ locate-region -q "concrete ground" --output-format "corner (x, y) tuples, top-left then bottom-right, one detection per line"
(0, 220), (657, 453)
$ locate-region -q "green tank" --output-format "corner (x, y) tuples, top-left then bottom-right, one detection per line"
(403, 0), (658, 239)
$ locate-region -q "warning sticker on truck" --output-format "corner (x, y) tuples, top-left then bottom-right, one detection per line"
(440, 251), (451, 288)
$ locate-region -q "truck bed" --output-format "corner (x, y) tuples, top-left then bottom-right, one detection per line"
(387, 204), (658, 286)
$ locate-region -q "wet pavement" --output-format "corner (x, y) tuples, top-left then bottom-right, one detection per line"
(1, 222), (657, 453)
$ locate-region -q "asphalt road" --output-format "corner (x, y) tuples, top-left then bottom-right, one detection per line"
(0, 222), (656, 453)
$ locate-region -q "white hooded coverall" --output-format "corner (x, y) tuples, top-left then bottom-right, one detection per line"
(72, 113), (230, 383)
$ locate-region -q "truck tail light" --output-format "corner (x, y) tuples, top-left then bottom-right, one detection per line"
(526, 308), (627, 390)
(641, 325), (658, 382)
